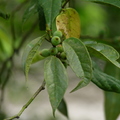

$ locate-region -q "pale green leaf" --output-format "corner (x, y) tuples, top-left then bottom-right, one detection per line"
(38, 0), (63, 29)
(63, 37), (92, 92)
(32, 51), (45, 64)
(84, 41), (120, 68)
(44, 56), (68, 115)
(22, 35), (45, 80)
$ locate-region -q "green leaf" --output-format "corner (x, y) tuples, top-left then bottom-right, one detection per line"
(44, 56), (68, 115)
(85, 0), (120, 8)
(22, 35), (45, 80)
(104, 92), (120, 120)
(63, 37), (92, 92)
(22, 0), (46, 30)
(22, 1), (37, 24)
(37, 5), (46, 30)
(57, 99), (68, 118)
(92, 68), (120, 93)
(84, 41), (120, 68)
(104, 62), (120, 120)
(38, 0), (63, 29)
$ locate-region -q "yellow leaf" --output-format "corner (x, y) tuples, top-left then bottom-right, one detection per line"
(56, 8), (80, 39)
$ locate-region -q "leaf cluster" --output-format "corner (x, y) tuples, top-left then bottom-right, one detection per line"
(2, 0), (120, 120)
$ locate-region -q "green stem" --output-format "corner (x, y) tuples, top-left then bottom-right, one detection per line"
(4, 80), (46, 120)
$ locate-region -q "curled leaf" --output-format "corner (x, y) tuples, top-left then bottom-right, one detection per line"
(84, 41), (120, 68)
(22, 35), (45, 80)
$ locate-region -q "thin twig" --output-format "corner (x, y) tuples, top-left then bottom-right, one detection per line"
(80, 35), (112, 43)
(4, 80), (46, 120)
(62, 0), (70, 8)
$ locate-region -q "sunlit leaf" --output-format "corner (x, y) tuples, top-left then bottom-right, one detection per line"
(63, 37), (92, 92)
(44, 56), (68, 115)
(38, 0), (63, 29)
(84, 41), (120, 68)
(56, 8), (80, 39)
(22, 35), (45, 80)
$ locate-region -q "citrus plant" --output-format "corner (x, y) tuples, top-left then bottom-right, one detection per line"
(1, 0), (120, 120)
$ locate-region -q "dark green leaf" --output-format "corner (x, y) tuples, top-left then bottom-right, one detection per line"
(38, 0), (63, 29)
(22, 1), (37, 23)
(22, 35), (45, 80)
(22, 0), (46, 30)
(63, 38), (92, 92)
(104, 92), (120, 120)
(85, 0), (120, 8)
(84, 41), (120, 68)
(104, 62), (120, 120)
(37, 5), (46, 30)
(44, 56), (68, 115)
(57, 99), (68, 118)
(92, 68), (120, 93)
